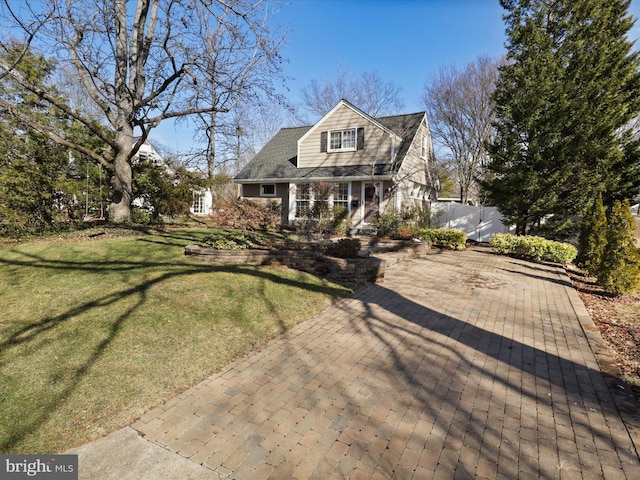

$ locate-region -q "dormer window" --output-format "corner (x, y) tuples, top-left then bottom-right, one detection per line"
(329, 129), (356, 152)
(320, 127), (365, 153)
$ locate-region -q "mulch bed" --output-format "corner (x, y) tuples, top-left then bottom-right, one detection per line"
(566, 266), (640, 403)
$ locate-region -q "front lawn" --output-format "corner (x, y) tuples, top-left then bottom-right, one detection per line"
(0, 228), (351, 453)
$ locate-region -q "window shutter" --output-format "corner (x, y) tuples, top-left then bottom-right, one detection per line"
(320, 131), (327, 153)
(357, 127), (365, 150)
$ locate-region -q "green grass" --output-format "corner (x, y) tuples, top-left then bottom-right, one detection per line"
(0, 228), (351, 453)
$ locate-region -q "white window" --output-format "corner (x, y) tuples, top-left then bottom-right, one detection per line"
(329, 129), (357, 152)
(421, 134), (428, 159)
(333, 183), (349, 210)
(295, 183), (312, 218)
(192, 193), (206, 215)
(261, 184), (276, 196)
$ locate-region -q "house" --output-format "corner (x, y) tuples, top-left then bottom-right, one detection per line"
(131, 139), (166, 211)
(135, 138), (164, 166)
(234, 99), (438, 230)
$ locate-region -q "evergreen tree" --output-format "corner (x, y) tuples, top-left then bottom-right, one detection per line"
(597, 199), (640, 295)
(0, 47), (70, 233)
(483, 0), (640, 234)
(576, 193), (607, 275)
(0, 45), (108, 234)
(132, 158), (208, 223)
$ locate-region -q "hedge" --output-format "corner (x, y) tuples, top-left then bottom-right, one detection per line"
(420, 228), (467, 250)
(489, 233), (577, 264)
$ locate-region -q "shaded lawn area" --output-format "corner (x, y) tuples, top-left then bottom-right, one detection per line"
(0, 228), (352, 453)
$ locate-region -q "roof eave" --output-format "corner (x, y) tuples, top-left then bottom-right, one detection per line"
(234, 175), (394, 184)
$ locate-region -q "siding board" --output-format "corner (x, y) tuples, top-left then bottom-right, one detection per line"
(298, 103), (393, 168)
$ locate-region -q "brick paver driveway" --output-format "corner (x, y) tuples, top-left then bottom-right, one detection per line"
(133, 247), (640, 479)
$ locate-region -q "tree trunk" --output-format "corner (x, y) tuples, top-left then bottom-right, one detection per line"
(207, 112), (217, 208)
(109, 129), (134, 223)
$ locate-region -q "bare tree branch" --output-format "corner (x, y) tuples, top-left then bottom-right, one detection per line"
(0, 0), (286, 222)
(301, 65), (405, 120)
(421, 55), (502, 204)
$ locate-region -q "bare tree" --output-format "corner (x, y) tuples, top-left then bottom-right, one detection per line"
(186, 4), (286, 183)
(421, 55), (501, 204)
(0, 0), (283, 223)
(300, 64), (405, 120)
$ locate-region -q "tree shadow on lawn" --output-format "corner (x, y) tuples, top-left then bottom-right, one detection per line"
(0, 252), (348, 453)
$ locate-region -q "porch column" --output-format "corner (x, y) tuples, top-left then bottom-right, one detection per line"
(288, 183), (296, 223)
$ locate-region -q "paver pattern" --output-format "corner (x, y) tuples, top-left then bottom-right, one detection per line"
(133, 247), (640, 479)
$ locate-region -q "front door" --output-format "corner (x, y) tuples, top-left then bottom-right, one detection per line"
(363, 182), (381, 225)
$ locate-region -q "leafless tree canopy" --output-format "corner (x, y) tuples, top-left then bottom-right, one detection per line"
(300, 64), (405, 121)
(0, 0), (284, 222)
(421, 55), (502, 204)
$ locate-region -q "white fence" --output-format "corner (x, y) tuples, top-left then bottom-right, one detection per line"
(430, 202), (515, 243)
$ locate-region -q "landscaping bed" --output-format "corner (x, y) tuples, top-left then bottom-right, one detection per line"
(567, 266), (640, 403)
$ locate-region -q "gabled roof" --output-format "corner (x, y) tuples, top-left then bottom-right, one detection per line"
(297, 99), (402, 149)
(234, 109), (427, 184)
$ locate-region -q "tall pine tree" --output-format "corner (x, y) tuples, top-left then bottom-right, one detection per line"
(483, 0), (640, 235)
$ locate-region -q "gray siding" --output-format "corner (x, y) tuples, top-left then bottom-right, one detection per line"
(241, 182), (290, 225)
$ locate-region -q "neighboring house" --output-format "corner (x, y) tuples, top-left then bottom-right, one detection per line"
(234, 99), (438, 230)
(190, 188), (213, 216)
(135, 138), (164, 166)
(132, 138), (216, 216)
(131, 138), (165, 210)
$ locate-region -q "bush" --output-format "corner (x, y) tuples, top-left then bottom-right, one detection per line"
(372, 206), (426, 238)
(327, 238), (362, 258)
(576, 193), (607, 276)
(210, 200), (280, 231)
(421, 228), (467, 250)
(293, 206), (350, 239)
(489, 233), (577, 264)
(200, 231), (259, 250)
(394, 226), (421, 240)
(597, 200), (640, 295)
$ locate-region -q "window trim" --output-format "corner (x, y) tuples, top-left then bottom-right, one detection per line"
(260, 184), (276, 197)
(328, 128), (357, 153)
(421, 134), (428, 159)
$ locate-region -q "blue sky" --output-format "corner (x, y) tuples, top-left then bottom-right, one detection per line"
(273, 0), (507, 114)
(154, 0), (640, 154)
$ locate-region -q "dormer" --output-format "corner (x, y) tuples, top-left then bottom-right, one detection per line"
(296, 99), (403, 169)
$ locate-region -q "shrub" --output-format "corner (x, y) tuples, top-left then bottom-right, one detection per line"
(327, 238), (362, 258)
(489, 233), (577, 264)
(372, 211), (403, 238)
(576, 193), (607, 276)
(200, 231), (259, 250)
(421, 228), (467, 250)
(597, 200), (640, 295)
(293, 206), (350, 239)
(372, 206), (426, 238)
(210, 200), (280, 231)
(394, 226), (420, 240)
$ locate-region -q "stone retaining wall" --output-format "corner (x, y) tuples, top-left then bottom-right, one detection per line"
(184, 240), (431, 284)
